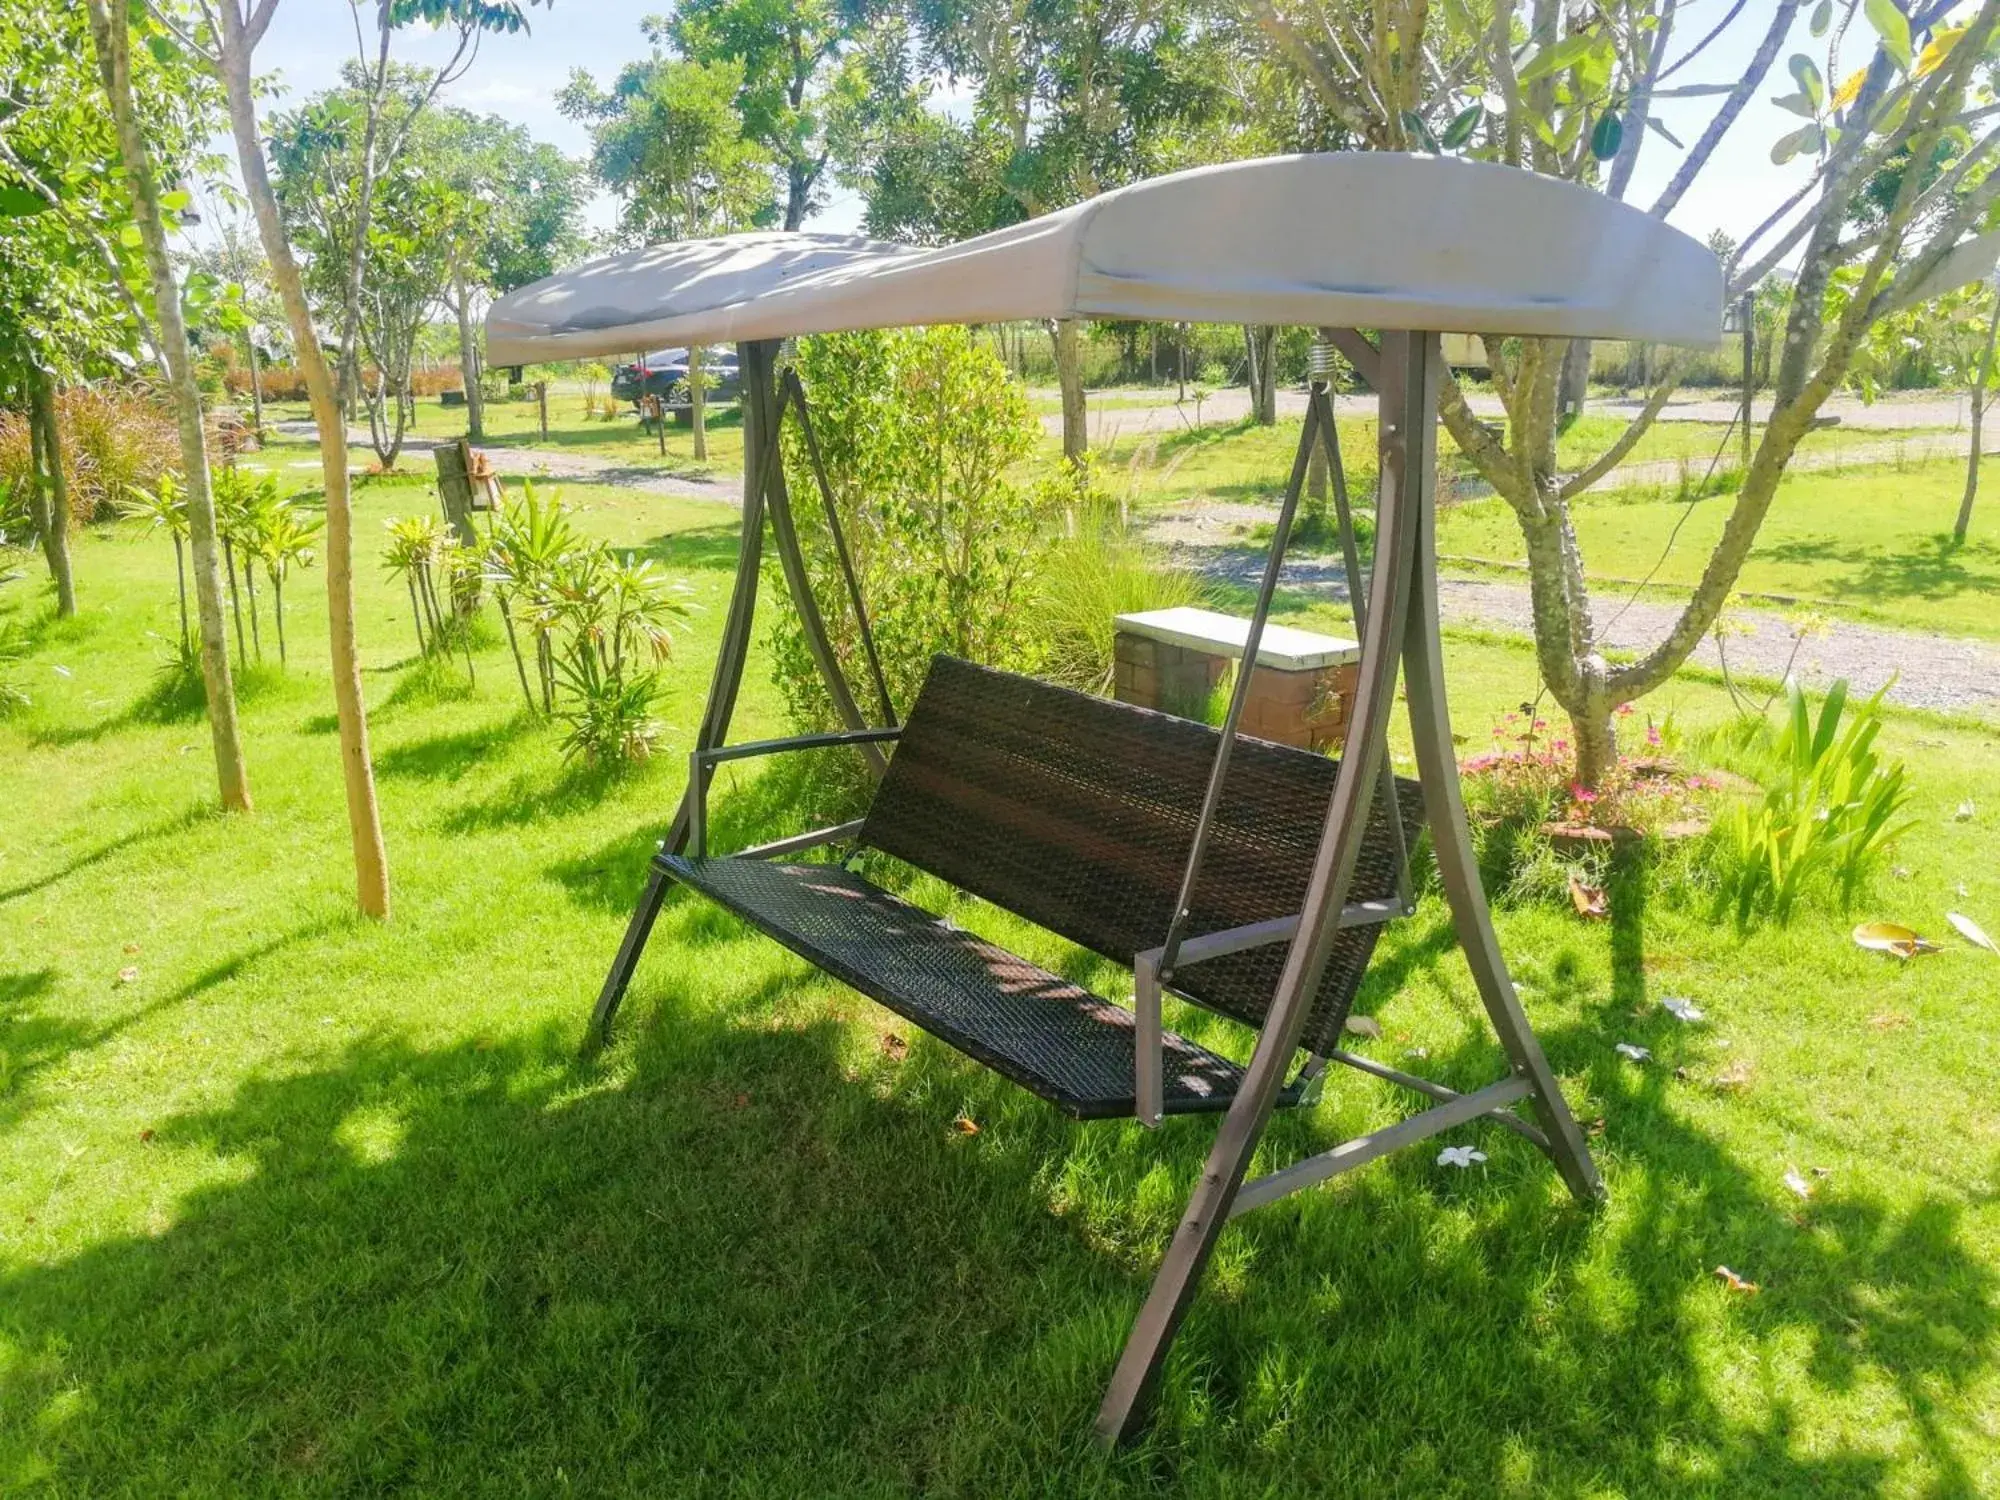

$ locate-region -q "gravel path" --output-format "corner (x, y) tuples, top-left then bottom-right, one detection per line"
(270, 421), (1998, 715)
(1169, 536), (2000, 716)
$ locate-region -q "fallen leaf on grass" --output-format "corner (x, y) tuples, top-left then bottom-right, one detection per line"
(952, 1116), (980, 1136)
(122, 942), (140, 955)
(1947, 911), (1998, 955)
(115, 966), (138, 986)
(1868, 1012), (1911, 1030)
(1437, 1145), (1486, 1168)
(730, 1092), (750, 1109)
(1852, 921), (1940, 959)
(138, 1129), (155, 1144)
(1712, 1060), (1754, 1089)
(880, 1032), (909, 1061)
(1569, 872), (1609, 920)
(1661, 996), (1705, 1023)
(1343, 1014), (1382, 1040)
(1783, 1169), (1814, 1201)
(1614, 1042), (1651, 1063)
(1954, 800), (1976, 822)
(1714, 1266), (1760, 1294)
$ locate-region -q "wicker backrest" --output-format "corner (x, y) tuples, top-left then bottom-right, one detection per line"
(859, 656), (1424, 1055)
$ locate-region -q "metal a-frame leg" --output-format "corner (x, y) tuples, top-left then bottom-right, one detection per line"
(1093, 332), (1436, 1446)
(1400, 433), (1603, 1205)
(589, 340), (779, 1044)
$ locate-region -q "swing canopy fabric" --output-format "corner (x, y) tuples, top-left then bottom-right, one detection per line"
(485, 152), (1724, 364)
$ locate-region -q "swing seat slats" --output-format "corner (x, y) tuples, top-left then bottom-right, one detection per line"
(659, 853), (1280, 1118)
(660, 656), (1425, 1119)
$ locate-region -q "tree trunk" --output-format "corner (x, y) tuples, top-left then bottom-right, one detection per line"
(245, 334), (265, 440)
(83, 0), (252, 813)
(219, 7), (388, 915)
(1558, 339), (1591, 425)
(1957, 294), (2000, 543)
(1053, 318), (1087, 462)
(454, 269), (484, 440)
(1243, 325), (1278, 425)
(690, 343), (707, 461)
(25, 372), (77, 618)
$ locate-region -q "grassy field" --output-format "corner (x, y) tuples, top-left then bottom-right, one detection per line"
(3, 465), (1999, 1495)
(1432, 461), (2000, 640)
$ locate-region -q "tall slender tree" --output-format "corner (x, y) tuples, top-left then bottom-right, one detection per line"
(207, 0), (543, 917)
(23, 0), (252, 809)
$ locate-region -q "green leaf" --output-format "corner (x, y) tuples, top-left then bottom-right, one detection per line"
(0, 184), (51, 217)
(1772, 90), (1817, 119)
(1441, 104), (1483, 150)
(1771, 122), (1824, 164)
(1590, 113), (1623, 161)
(1811, 0), (1833, 37)
(160, 188), (192, 213)
(1865, 0), (1912, 70)
(1516, 32), (1598, 84)
(1790, 53), (1826, 109)
(145, 33), (178, 65)
(118, 222), (144, 247)
(1645, 115), (1685, 149)
(1401, 110), (1440, 153)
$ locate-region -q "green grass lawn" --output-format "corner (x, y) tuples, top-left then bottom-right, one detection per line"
(3, 468), (2000, 1495)
(260, 390), (749, 475)
(1096, 409), (1949, 514)
(1434, 460), (2000, 639)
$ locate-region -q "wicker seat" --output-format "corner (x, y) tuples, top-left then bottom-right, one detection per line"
(656, 656), (1423, 1120)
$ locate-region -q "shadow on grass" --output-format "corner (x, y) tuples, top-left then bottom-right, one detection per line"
(374, 713), (536, 784)
(1756, 531), (2000, 606)
(0, 919), (347, 1139)
(1, 905), (1990, 1494)
(437, 754), (654, 837)
(0, 805), (217, 906)
(628, 522), (743, 572)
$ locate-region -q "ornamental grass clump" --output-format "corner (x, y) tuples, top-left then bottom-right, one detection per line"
(1712, 677), (1915, 927)
(481, 481), (688, 764)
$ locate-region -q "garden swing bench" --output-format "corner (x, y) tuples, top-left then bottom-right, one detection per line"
(486, 153), (1722, 1444)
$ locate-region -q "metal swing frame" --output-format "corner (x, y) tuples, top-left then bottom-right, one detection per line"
(586, 328), (1603, 1446)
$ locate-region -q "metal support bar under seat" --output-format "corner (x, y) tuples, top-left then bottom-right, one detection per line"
(1228, 1075), (1532, 1218)
(1325, 1049), (1549, 1148)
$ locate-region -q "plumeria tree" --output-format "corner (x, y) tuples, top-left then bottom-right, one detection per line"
(1252, 0), (2000, 784)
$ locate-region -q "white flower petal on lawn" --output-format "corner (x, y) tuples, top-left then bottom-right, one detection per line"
(1661, 996), (1705, 1023)
(1615, 1042), (1651, 1062)
(1437, 1145), (1487, 1169)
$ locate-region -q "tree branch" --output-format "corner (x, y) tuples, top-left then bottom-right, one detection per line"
(1650, 0), (1798, 220)
(1557, 357), (1687, 500)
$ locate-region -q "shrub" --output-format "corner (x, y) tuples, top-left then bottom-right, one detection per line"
(0, 384), (179, 523)
(1711, 677), (1915, 926)
(224, 364), (310, 402)
(771, 326), (1047, 730)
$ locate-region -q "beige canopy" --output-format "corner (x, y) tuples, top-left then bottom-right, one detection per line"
(485, 153), (1725, 363)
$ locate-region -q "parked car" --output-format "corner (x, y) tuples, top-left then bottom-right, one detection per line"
(611, 347), (743, 408)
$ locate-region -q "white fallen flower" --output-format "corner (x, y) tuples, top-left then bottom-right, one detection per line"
(1783, 1169), (1813, 1201)
(1615, 1042), (1652, 1063)
(1661, 996), (1705, 1023)
(1437, 1145), (1487, 1169)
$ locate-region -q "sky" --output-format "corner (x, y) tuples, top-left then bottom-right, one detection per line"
(222, 0), (1844, 261)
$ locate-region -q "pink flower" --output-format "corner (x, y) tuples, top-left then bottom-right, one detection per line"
(1533, 719), (1547, 730)
(1552, 738), (1569, 752)
(1616, 703), (1635, 717)
(1647, 725), (1662, 747)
